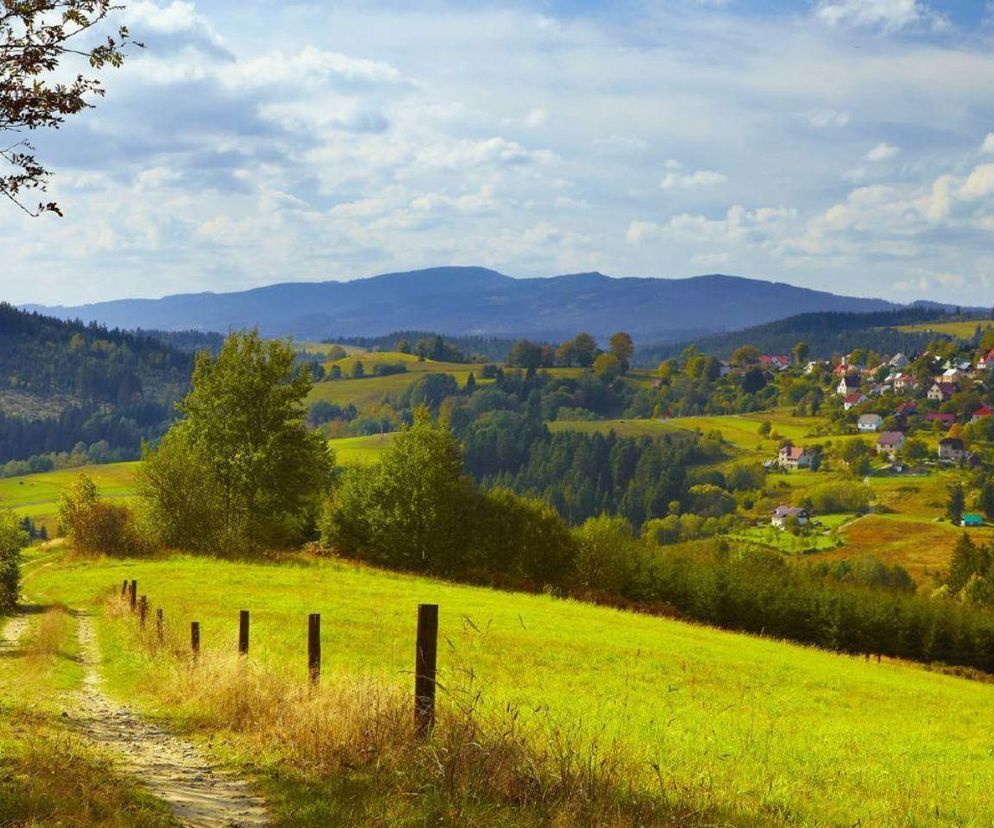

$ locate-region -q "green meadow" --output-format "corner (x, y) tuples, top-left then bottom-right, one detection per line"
(0, 433), (397, 532)
(17, 548), (994, 827)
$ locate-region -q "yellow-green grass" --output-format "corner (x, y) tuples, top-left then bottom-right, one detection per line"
(0, 599), (175, 827)
(0, 462), (139, 531)
(328, 433), (396, 465)
(895, 319), (991, 339)
(22, 549), (994, 827)
(306, 357), (483, 409)
(0, 435), (394, 531)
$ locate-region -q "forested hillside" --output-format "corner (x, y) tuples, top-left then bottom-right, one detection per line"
(638, 306), (960, 364)
(0, 304), (194, 471)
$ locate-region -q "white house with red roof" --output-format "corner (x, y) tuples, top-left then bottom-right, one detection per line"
(978, 348), (994, 371)
(843, 392), (867, 410)
(778, 443), (815, 470)
(971, 406), (994, 423)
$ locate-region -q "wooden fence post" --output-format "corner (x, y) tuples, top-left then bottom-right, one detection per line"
(238, 610), (249, 656)
(308, 613), (321, 686)
(139, 596), (148, 629)
(129, 580), (137, 612)
(415, 603), (439, 739)
(156, 608), (164, 643)
(121, 579), (127, 598)
(191, 621), (200, 660)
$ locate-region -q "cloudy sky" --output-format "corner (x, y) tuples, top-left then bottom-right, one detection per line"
(3, 0), (994, 305)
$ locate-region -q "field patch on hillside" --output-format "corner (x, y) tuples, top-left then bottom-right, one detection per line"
(22, 551), (994, 827)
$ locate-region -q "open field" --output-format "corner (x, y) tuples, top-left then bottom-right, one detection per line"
(0, 462), (139, 531)
(0, 434), (397, 531)
(16, 548), (994, 827)
(894, 319), (992, 339)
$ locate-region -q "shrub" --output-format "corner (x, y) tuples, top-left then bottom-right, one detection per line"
(803, 481), (872, 514)
(0, 510), (27, 613)
(59, 473), (149, 557)
(573, 515), (642, 594)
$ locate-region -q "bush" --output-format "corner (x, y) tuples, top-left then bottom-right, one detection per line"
(59, 473), (150, 557)
(0, 511), (27, 613)
(573, 516), (642, 594)
(804, 481), (872, 514)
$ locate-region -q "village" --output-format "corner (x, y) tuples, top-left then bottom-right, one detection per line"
(753, 341), (994, 533)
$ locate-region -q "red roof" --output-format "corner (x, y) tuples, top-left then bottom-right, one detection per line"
(974, 406), (994, 418)
(844, 393), (865, 404)
(926, 412), (956, 423)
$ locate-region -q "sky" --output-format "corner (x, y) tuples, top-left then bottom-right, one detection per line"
(2, 0), (994, 305)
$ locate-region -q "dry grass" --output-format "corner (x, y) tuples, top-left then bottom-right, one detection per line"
(106, 596), (711, 827)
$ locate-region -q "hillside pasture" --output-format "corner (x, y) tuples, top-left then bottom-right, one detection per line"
(894, 319), (991, 339)
(20, 549), (994, 827)
(0, 462), (138, 531)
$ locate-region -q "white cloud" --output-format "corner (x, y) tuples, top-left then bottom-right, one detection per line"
(524, 108), (548, 128)
(982, 133), (994, 155)
(660, 168), (728, 190)
(804, 108), (851, 128)
(866, 142), (900, 162)
(959, 164), (994, 200)
(814, 0), (946, 32)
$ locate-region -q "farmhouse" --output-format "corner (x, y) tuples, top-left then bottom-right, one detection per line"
(928, 382), (958, 402)
(876, 431), (906, 461)
(893, 374), (919, 392)
(760, 355), (790, 370)
(938, 437), (966, 462)
(772, 505), (809, 530)
(889, 353), (911, 370)
(843, 392), (867, 411)
(857, 414), (883, 433)
(778, 443), (815, 470)
(925, 412), (956, 427)
(979, 348), (994, 371)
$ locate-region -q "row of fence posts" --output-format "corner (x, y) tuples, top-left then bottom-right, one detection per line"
(119, 578), (439, 737)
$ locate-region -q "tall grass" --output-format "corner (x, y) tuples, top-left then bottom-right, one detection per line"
(106, 594), (711, 827)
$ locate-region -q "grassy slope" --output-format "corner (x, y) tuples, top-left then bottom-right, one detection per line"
(895, 319), (991, 339)
(0, 434), (397, 532)
(20, 549), (994, 827)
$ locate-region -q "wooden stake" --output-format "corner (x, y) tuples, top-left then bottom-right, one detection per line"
(415, 604), (439, 739)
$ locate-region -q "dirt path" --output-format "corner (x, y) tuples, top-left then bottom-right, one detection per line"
(0, 613), (29, 648)
(70, 614), (271, 828)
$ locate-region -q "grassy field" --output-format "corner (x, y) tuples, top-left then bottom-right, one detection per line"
(0, 433), (397, 532)
(894, 319), (991, 339)
(15, 548), (994, 826)
(0, 462), (139, 531)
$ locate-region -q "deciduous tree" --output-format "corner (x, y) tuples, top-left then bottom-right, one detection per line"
(2, 0), (137, 215)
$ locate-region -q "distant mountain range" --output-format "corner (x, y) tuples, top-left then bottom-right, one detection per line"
(25, 267), (908, 343)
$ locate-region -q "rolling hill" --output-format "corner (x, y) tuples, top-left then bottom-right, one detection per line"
(25, 267), (901, 342)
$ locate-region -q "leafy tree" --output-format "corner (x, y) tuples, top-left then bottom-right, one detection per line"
(2, 1), (137, 215)
(139, 331), (334, 553)
(350, 360), (365, 379)
(608, 332), (634, 372)
(731, 345), (761, 368)
(980, 480), (994, 522)
(322, 407), (474, 574)
(741, 367), (767, 394)
(569, 333), (598, 367)
(396, 338), (411, 354)
(0, 510), (27, 613)
(793, 341), (810, 366)
(58, 472), (145, 556)
(947, 482), (966, 526)
(593, 352), (621, 380)
(508, 340), (544, 371)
